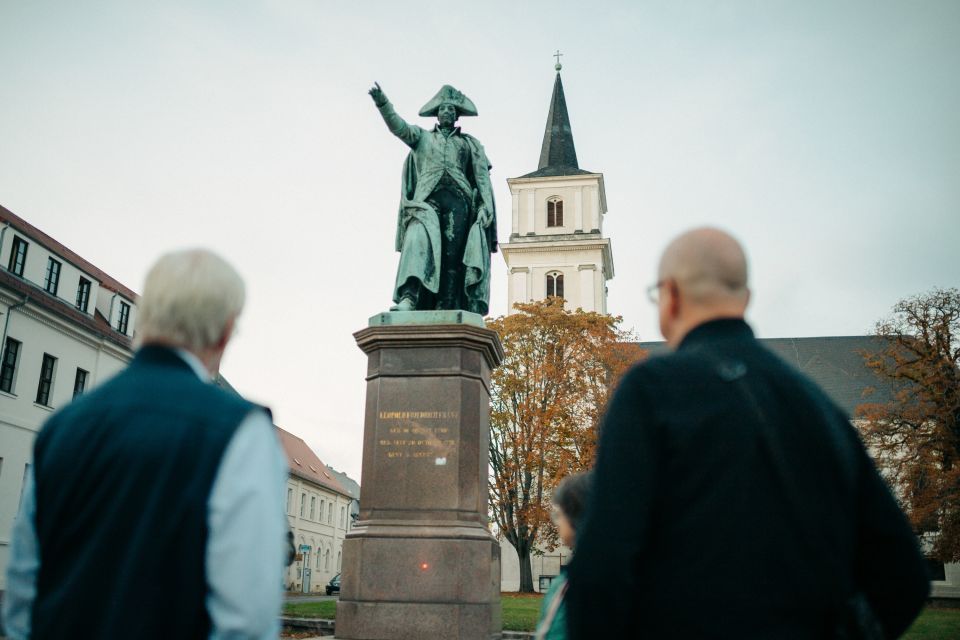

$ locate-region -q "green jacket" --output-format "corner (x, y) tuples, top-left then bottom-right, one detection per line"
(535, 570), (569, 640)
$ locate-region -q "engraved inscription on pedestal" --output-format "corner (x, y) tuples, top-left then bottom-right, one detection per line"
(377, 410), (459, 463)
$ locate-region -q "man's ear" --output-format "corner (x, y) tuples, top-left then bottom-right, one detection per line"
(667, 280), (682, 319)
(216, 317), (236, 351)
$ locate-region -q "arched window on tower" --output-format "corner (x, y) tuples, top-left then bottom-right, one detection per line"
(547, 197), (564, 227)
(546, 272), (564, 299)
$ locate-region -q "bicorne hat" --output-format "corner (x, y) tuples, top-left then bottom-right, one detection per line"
(418, 85), (478, 117)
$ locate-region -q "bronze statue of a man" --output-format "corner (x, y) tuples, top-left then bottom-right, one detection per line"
(369, 82), (497, 315)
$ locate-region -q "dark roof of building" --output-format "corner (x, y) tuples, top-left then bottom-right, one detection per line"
(0, 203), (139, 301)
(0, 268), (134, 350)
(636, 335), (897, 415)
(520, 72), (593, 179)
(274, 426), (350, 497)
(326, 466), (360, 501)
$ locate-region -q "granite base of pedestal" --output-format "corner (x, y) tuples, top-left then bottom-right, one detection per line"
(336, 314), (503, 640)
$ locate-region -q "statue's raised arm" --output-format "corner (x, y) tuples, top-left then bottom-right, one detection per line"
(370, 82), (497, 315)
(369, 82), (420, 148)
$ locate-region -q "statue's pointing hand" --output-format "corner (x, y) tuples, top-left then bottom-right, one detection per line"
(369, 82), (388, 107)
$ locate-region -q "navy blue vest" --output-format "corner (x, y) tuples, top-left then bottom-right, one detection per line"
(31, 346), (256, 639)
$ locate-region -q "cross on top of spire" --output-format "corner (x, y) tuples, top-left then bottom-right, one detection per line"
(554, 49), (563, 72)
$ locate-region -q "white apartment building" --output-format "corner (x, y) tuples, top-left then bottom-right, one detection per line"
(0, 203), (138, 591)
(276, 426), (355, 593)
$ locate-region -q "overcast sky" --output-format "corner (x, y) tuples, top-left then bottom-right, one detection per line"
(2, 0), (958, 479)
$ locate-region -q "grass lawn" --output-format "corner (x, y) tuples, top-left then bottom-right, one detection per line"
(282, 600), (336, 618)
(501, 592), (543, 631)
(282, 597), (959, 637)
(904, 608), (960, 639)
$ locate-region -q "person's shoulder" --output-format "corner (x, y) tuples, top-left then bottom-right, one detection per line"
(623, 348), (713, 388)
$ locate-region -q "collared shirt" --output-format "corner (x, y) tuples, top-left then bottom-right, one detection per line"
(3, 350), (289, 640)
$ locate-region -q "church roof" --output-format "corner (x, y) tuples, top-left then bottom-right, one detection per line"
(520, 72), (593, 179)
(636, 335), (897, 416)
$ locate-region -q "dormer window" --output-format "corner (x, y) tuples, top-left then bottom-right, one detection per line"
(547, 197), (563, 227)
(8, 237), (28, 276)
(117, 301), (131, 335)
(44, 258), (62, 295)
(546, 271), (564, 299)
(76, 278), (91, 313)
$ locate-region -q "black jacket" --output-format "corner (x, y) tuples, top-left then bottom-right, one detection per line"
(567, 319), (929, 639)
(32, 346), (257, 640)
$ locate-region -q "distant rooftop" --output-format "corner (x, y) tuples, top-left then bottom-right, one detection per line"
(0, 203), (139, 301)
(275, 426), (351, 497)
(637, 335), (896, 415)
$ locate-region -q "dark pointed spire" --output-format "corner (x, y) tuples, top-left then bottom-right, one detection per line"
(538, 71), (580, 171)
(521, 67), (591, 178)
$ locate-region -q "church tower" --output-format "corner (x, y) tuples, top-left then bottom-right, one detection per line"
(501, 62), (614, 314)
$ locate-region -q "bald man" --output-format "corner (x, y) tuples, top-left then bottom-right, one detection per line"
(566, 229), (929, 639)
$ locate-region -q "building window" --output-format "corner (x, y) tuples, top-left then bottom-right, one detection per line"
(117, 301), (131, 335)
(927, 558), (947, 581)
(547, 198), (564, 227)
(300, 492), (306, 517)
(327, 503), (333, 524)
(310, 496), (316, 520)
(44, 258), (62, 295)
(316, 549), (321, 569)
(337, 551), (342, 571)
(73, 368), (88, 398)
(36, 353), (57, 406)
(286, 488), (293, 514)
(8, 237), (28, 276)
(546, 272), (564, 299)
(76, 278), (91, 312)
(1, 337), (22, 394)
(340, 506), (346, 528)
(324, 549), (330, 571)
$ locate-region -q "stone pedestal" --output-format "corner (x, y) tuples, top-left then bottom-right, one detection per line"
(336, 312), (504, 640)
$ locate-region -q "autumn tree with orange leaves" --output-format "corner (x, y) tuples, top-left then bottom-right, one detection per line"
(487, 298), (643, 592)
(857, 287), (960, 561)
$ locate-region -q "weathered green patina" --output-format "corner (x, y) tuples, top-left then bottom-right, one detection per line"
(369, 83), (497, 315)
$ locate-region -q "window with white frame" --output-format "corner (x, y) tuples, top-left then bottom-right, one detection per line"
(546, 272), (564, 299)
(547, 197), (564, 227)
(1, 337), (22, 394)
(76, 278), (91, 312)
(8, 237), (28, 276)
(44, 258), (61, 295)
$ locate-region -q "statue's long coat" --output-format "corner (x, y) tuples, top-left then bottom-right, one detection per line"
(377, 101), (497, 314)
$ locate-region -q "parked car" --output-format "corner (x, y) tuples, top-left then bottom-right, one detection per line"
(326, 573), (341, 596)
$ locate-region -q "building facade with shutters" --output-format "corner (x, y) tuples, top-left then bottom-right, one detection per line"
(0, 203), (138, 591)
(500, 65), (614, 315)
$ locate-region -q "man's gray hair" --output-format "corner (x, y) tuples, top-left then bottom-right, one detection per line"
(136, 249), (245, 351)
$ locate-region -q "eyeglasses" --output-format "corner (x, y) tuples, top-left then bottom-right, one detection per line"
(646, 280), (666, 304)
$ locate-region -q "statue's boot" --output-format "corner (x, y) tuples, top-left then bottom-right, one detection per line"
(390, 296), (416, 311)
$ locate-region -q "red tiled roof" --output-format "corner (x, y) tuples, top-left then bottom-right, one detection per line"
(0, 268), (133, 350)
(274, 425), (350, 496)
(0, 203), (139, 301)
